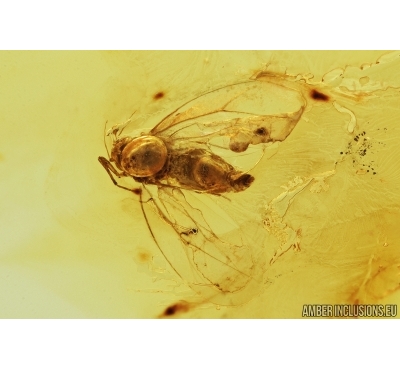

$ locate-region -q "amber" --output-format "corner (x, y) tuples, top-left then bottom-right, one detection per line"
(1, 51), (399, 318)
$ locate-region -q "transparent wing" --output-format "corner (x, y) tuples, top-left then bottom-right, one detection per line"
(124, 76), (312, 305)
(141, 184), (266, 306)
(151, 79), (306, 156)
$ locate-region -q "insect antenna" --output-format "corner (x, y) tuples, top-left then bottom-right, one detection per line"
(102, 120), (111, 159)
(117, 110), (136, 138)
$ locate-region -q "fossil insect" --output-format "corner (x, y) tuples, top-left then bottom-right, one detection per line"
(99, 72), (308, 305)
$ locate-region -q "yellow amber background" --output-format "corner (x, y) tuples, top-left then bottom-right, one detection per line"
(1, 51), (399, 318)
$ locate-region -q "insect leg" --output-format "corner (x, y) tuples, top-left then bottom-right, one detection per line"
(98, 156), (138, 193)
(138, 186), (185, 281)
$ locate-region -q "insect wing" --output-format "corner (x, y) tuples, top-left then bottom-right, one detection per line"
(151, 79), (306, 156)
(141, 185), (266, 306)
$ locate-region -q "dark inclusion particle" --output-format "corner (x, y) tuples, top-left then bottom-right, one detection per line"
(341, 130), (379, 175)
(310, 89), (330, 101)
(164, 305), (177, 316)
(153, 91), (165, 100)
(162, 301), (190, 317)
(254, 127), (267, 136)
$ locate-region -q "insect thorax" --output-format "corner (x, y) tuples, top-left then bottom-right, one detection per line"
(112, 135), (168, 178)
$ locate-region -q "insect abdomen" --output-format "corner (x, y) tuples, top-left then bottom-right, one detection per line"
(167, 149), (253, 194)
